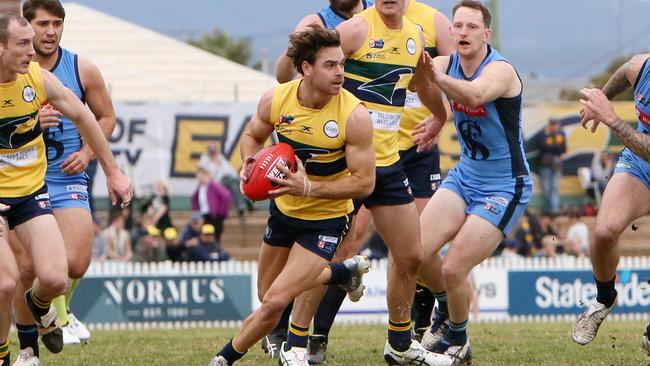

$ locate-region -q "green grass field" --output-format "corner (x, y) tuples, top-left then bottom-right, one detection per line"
(10, 321), (650, 366)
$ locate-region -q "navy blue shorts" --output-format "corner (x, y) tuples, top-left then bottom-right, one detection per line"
(0, 185), (53, 229)
(399, 145), (441, 198)
(263, 203), (352, 260)
(360, 162), (414, 208)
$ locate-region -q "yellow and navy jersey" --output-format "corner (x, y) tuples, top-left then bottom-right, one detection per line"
(268, 79), (361, 220)
(0, 62), (48, 197)
(400, 0), (440, 151)
(343, 6), (422, 166)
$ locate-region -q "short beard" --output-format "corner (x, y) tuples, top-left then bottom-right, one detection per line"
(34, 45), (57, 58)
(330, 0), (360, 13)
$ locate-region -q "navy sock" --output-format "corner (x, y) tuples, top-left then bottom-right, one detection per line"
(388, 320), (412, 352)
(16, 323), (39, 358)
(270, 301), (293, 337)
(0, 339), (9, 364)
(412, 284), (435, 330)
(313, 285), (347, 337)
(447, 319), (468, 345)
(327, 263), (350, 286)
(595, 276), (617, 308)
(433, 291), (449, 316)
(217, 340), (246, 364)
(287, 323), (309, 349)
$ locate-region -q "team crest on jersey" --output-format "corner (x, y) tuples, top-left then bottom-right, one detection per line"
(22, 86), (36, 102)
(323, 120), (339, 138)
(406, 38), (416, 55)
(369, 39), (384, 49)
(357, 68), (414, 104)
(279, 115), (294, 124)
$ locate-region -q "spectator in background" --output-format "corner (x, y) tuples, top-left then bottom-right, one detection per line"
(565, 212), (589, 257)
(179, 211), (204, 249)
(536, 119), (567, 215)
(500, 240), (522, 259)
(91, 216), (106, 263)
(187, 224), (231, 262)
(144, 178), (174, 231)
(199, 143), (253, 216)
(191, 167), (231, 242)
(163, 227), (186, 262)
(103, 211), (133, 262)
(134, 226), (168, 262)
(590, 150), (616, 195)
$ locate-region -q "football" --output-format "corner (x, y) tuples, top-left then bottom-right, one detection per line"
(242, 143), (297, 201)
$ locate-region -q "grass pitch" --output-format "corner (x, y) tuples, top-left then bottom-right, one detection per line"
(13, 321), (649, 365)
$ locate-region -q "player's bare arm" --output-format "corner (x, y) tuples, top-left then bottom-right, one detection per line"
(433, 11), (454, 56)
(411, 31), (447, 124)
(239, 89), (275, 183)
(275, 14), (323, 83)
(42, 69), (132, 204)
(270, 104), (375, 199)
(580, 87), (650, 161)
(425, 53), (519, 107)
(582, 54), (649, 132)
(61, 56), (116, 175)
(335, 16), (367, 58)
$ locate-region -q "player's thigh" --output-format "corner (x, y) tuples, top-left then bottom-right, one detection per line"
(263, 244), (329, 304)
(444, 214), (504, 276)
(54, 208), (93, 266)
(7, 230), (35, 283)
(370, 201), (421, 258)
(257, 243), (290, 300)
(0, 231), (18, 291)
(596, 172), (650, 234)
(419, 188), (466, 258)
(14, 214), (67, 278)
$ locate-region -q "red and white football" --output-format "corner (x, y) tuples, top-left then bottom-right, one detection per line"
(242, 143), (297, 201)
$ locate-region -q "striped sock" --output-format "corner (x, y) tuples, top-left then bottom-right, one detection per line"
(287, 322), (309, 349)
(448, 319), (468, 345)
(29, 289), (51, 318)
(388, 319), (412, 352)
(0, 339), (9, 363)
(433, 291), (448, 316)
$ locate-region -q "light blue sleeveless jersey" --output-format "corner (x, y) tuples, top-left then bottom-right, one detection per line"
(317, 0), (374, 29)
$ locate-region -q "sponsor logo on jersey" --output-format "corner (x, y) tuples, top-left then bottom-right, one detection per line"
(323, 120), (339, 138)
(453, 102), (488, 117)
(22, 86), (36, 103)
(406, 38), (416, 55)
(369, 39), (384, 49)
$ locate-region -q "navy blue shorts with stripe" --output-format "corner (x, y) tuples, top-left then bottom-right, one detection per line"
(441, 163), (532, 236)
(0, 184), (53, 230)
(399, 145), (441, 198)
(263, 202), (351, 261)
(360, 162), (414, 208)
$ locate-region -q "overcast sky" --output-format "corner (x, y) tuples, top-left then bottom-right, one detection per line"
(68, 0), (650, 79)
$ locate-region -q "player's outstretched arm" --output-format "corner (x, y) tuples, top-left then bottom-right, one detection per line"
(581, 87), (650, 162)
(42, 69), (132, 205)
(275, 14), (323, 83)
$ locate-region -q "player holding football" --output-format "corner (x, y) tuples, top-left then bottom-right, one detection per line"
(208, 25), (376, 366)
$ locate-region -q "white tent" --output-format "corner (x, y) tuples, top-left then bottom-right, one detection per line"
(60, 2), (276, 103)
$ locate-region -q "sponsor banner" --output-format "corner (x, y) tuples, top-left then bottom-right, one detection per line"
(71, 274), (252, 323)
(92, 101), (257, 197)
(509, 269), (650, 315)
(473, 267), (508, 313)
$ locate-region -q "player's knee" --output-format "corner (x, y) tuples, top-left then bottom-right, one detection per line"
(0, 274), (17, 302)
(392, 248), (424, 272)
(258, 293), (289, 324)
(67, 258), (90, 279)
(593, 224), (621, 250)
(18, 264), (37, 287)
(40, 273), (69, 296)
(441, 263), (465, 288)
